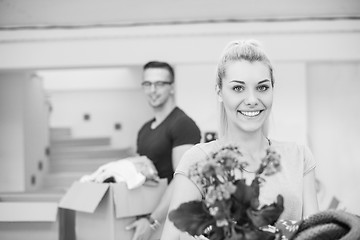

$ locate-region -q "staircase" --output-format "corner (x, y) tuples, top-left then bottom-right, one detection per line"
(43, 127), (135, 191)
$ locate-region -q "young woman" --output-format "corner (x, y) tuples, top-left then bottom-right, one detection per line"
(160, 40), (319, 240)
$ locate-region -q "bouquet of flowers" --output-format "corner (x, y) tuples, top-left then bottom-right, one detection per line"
(169, 144), (284, 240)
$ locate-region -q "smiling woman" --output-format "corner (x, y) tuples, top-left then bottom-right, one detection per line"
(215, 40), (275, 138)
(160, 40), (319, 240)
(217, 60), (273, 135)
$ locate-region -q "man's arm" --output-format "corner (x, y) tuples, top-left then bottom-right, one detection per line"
(172, 144), (194, 172)
(149, 144), (194, 223)
(126, 144), (194, 240)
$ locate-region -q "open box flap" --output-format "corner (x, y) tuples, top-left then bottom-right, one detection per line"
(0, 202), (58, 222)
(113, 179), (167, 218)
(59, 181), (109, 213)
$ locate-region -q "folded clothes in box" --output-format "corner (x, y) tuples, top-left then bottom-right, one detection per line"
(79, 156), (159, 189)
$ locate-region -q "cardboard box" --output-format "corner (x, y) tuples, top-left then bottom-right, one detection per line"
(59, 179), (167, 240)
(0, 202), (59, 240)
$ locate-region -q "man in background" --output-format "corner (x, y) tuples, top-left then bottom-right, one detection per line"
(126, 61), (201, 240)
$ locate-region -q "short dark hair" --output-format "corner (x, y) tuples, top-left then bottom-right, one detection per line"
(143, 61), (175, 82)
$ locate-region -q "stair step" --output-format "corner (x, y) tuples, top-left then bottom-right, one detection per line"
(0, 190), (76, 240)
(50, 147), (134, 160)
(49, 157), (123, 163)
(50, 145), (114, 154)
(43, 172), (89, 189)
(50, 137), (111, 149)
(0, 191), (65, 202)
(42, 135), (134, 191)
(50, 127), (72, 140)
(49, 158), (116, 173)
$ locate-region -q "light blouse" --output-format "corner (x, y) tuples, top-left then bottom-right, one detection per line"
(175, 139), (316, 221)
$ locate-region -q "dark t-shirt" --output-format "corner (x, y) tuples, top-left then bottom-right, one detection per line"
(137, 107), (201, 183)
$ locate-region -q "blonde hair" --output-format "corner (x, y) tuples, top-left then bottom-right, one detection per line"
(216, 40), (274, 137)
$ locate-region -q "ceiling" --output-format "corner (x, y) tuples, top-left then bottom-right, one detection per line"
(0, 0), (360, 30)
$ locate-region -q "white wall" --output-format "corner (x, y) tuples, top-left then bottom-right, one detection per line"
(307, 62), (360, 214)
(23, 74), (49, 190)
(0, 72), (48, 191)
(269, 62), (308, 144)
(0, 73), (26, 191)
(175, 64), (219, 135)
(41, 67), (142, 90)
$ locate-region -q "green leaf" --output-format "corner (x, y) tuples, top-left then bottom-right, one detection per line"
(231, 179), (260, 224)
(246, 195), (284, 227)
(168, 200), (215, 236)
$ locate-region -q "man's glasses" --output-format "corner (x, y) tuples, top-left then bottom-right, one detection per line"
(141, 81), (173, 89)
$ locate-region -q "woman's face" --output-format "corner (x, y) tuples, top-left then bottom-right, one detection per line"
(218, 60), (273, 134)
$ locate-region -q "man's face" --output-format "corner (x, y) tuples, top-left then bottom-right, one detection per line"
(142, 68), (174, 108)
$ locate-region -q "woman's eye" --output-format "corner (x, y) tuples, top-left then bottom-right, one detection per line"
(233, 86), (244, 92)
(257, 85), (269, 92)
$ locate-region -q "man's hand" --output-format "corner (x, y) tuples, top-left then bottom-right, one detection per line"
(126, 217), (153, 240)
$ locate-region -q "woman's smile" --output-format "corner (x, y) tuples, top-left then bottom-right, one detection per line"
(238, 110), (264, 117)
